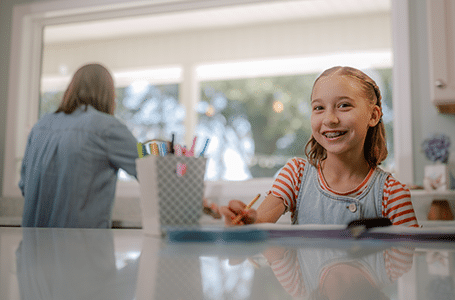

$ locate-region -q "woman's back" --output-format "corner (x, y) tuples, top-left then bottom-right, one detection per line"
(20, 105), (138, 228)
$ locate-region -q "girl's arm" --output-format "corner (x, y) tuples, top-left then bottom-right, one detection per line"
(382, 176), (419, 227)
(256, 194), (287, 223)
(220, 193), (286, 226)
(262, 248), (306, 298)
(219, 157), (304, 226)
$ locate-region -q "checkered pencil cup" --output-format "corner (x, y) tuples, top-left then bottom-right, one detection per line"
(136, 155), (207, 235)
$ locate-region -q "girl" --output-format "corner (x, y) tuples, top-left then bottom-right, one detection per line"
(220, 66), (418, 227)
(19, 63), (138, 228)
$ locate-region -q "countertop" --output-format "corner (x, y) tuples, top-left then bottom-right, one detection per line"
(1, 226), (454, 300)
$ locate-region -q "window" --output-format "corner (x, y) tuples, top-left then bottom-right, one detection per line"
(4, 0), (407, 199)
(39, 54), (393, 183)
(40, 67), (183, 182)
(40, 79), (184, 143)
(196, 66), (394, 181)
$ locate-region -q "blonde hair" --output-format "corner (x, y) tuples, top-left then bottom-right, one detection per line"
(305, 66), (387, 168)
(56, 63), (115, 115)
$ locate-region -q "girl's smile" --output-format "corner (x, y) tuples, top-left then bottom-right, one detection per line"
(322, 130), (347, 139)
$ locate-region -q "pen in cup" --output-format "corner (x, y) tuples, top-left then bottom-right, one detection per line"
(232, 193), (261, 224)
(170, 133), (175, 154)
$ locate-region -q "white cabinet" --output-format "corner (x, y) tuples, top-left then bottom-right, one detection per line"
(427, 0), (455, 113)
(411, 190), (455, 226)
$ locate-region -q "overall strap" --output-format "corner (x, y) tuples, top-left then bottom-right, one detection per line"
(291, 162), (314, 224)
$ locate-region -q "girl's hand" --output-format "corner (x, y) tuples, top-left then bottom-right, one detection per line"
(202, 198), (222, 219)
(219, 200), (258, 226)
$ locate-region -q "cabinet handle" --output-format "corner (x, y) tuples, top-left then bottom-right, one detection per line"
(435, 79), (447, 89)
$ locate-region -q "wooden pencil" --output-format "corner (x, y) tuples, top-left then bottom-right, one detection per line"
(232, 193), (261, 224)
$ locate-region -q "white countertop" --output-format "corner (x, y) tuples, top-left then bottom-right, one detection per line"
(1, 226), (454, 300)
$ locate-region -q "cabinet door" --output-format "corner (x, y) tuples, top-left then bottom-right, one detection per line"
(427, 0), (455, 113)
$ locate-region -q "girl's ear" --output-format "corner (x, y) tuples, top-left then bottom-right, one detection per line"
(368, 105), (382, 127)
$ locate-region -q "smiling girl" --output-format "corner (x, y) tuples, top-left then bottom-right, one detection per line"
(220, 66), (418, 227)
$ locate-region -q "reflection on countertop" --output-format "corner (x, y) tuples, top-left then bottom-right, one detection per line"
(0, 227), (454, 299)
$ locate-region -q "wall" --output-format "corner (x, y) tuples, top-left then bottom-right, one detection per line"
(41, 13), (391, 76)
(0, 0), (54, 220)
(408, 0), (455, 185)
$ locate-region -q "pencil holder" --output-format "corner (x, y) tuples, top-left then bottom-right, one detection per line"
(136, 155), (207, 235)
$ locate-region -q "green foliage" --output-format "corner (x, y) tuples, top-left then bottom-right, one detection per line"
(200, 73), (318, 158)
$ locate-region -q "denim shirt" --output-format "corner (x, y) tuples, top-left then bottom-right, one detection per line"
(19, 105), (138, 228)
(292, 163), (389, 225)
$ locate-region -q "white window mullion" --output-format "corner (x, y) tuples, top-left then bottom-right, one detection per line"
(181, 64), (200, 147)
(391, 0), (414, 184)
(3, 8), (43, 197)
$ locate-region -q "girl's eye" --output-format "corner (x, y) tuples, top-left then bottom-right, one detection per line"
(312, 105), (324, 111)
(338, 103), (352, 108)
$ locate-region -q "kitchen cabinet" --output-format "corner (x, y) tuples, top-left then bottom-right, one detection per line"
(427, 0), (455, 113)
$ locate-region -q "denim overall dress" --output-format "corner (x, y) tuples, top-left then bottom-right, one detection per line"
(296, 248), (392, 294)
(291, 163), (390, 225)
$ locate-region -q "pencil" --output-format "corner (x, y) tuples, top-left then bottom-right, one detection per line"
(232, 193), (261, 224)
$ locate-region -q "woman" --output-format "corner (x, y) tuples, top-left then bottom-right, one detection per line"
(19, 63), (138, 228)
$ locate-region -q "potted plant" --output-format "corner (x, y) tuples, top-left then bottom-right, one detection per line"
(422, 133), (451, 191)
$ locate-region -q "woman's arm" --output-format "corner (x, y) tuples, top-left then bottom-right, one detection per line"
(105, 120), (139, 177)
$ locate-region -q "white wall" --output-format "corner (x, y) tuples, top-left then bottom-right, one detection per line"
(41, 13), (391, 77)
(407, 1), (455, 185)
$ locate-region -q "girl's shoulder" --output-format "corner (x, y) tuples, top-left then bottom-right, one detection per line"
(378, 170), (411, 195)
(278, 157), (312, 180)
(281, 157), (309, 172)
(284, 157), (308, 168)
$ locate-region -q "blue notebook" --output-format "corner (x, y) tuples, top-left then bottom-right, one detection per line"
(167, 223), (455, 244)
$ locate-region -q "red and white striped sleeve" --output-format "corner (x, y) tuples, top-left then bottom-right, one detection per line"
(269, 157), (307, 215)
(269, 250), (306, 298)
(383, 247), (415, 281)
(382, 176), (419, 227)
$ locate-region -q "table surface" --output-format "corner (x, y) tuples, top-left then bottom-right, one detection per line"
(1, 226), (454, 300)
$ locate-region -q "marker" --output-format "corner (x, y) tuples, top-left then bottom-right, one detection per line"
(150, 143), (159, 156)
(159, 142), (167, 156)
(186, 136), (197, 157)
(232, 194), (261, 225)
(175, 144), (183, 156)
(137, 143), (144, 158)
(199, 138), (210, 157)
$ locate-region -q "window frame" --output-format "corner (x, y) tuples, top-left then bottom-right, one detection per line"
(3, 0), (413, 198)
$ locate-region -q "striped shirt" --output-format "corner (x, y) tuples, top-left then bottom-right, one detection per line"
(269, 157), (419, 227)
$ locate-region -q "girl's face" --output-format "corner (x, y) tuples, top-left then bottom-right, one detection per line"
(310, 74), (381, 159)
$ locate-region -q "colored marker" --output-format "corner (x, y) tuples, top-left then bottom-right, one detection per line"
(137, 143), (144, 158)
(150, 143), (159, 156)
(175, 144), (183, 156)
(186, 136), (197, 157)
(199, 138), (210, 157)
(159, 142), (167, 156)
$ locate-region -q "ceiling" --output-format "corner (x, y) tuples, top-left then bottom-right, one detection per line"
(44, 0), (391, 44)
